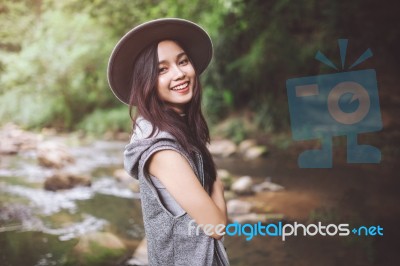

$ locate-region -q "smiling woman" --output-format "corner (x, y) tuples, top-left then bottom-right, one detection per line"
(156, 40), (195, 113)
(107, 18), (230, 265)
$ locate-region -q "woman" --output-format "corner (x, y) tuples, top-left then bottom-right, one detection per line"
(107, 18), (230, 265)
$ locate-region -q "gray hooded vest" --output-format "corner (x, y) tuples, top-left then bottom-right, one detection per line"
(124, 117), (230, 266)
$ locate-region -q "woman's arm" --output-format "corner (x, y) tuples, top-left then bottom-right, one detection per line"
(147, 150), (227, 239)
(211, 176), (227, 226)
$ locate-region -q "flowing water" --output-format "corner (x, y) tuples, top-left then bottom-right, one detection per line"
(0, 137), (397, 265)
(0, 139), (144, 265)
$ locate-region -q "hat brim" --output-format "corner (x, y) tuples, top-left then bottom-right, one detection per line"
(107, 18), (213, 105)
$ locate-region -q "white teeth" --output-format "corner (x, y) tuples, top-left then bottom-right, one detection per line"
(171, 82), (188, 91)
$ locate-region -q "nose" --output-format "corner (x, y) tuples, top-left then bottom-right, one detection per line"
(172, 64), (185, 80)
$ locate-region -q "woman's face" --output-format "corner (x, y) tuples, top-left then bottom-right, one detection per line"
(157, 40), (196, 114)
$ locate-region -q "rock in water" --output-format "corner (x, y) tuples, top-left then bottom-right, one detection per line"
(253, 180), (284, 193)
(243, 145), (268, 160)
(69, 232), (127, 265)
(208, 139), (237, 157)
(238, 139), (257, 154)
(44, 172), (91, 191)
(37, 141), (74, 168)
(227, 199), (253, 215)
(231, 176), (253, 195)
(0, 123), (39, 154)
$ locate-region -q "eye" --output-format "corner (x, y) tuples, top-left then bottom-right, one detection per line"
(179, 58), (189, 66)
(158, 66), (167, 74)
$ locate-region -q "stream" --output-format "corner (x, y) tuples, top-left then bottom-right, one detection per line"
(0, 137), (277, 266)
(0, 134), (396, 266)
(0, 139), (146, 266)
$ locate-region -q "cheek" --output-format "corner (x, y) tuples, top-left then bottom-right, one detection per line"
(177, 62), (195, 77)
(157, 77), (168, 92)
(157, 77), (171, 101)
(186, 65), (196, 78)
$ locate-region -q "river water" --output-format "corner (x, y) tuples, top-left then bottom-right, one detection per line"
(0, 139), (145, 265)
(1, 137), (284, 266)
(0, 137), (397, 265)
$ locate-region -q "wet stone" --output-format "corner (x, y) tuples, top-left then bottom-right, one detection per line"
(231, 176), (254, 195)
(208, 139), (237, 158)
(227, 199), (253, 216)
(37, 141), (75, 168)
(70, 232), (127, 265)
(44, 172), (91, 191)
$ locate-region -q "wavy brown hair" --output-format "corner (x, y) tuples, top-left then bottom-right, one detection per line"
(128, 40), (216, 194)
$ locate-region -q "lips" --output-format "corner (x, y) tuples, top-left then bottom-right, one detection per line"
(171, 82), (189, 91)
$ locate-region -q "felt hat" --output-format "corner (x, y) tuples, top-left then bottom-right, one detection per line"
(107, 18), (213, 105)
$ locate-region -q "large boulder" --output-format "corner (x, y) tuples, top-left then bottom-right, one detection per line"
(0, 140), (19, 155)
(238, 139), (257, 154)
(231, 176), (253, 195)
(208, 139), (237, 158)
(238, 139), (269, 160)
(227, 199), (253, 216)
(253, 179), (284, 193)
(242, 145), (268, 160)
(44, 172), (91, 191)
(69, 232), (127, 265)
(0, 123), (39, 154)
(37, 141), (74, 168)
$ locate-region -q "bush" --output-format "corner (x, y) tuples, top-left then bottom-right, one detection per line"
(77, 106), (132, 136)
(0, 9), (114, 129)
(202, 85), (233, 124)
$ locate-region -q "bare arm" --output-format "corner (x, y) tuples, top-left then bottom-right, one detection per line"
(211, 176), (227, 226)
(147, 150), (227, 239)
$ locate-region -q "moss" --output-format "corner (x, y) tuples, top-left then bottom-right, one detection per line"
(67, 232), (128, 266)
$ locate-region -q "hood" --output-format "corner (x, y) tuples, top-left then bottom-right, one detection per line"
(123, 117), (176, 180)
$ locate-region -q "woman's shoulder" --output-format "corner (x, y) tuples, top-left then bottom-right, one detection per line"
(132, 116), (154, 140)
(131, 116), (175, 142)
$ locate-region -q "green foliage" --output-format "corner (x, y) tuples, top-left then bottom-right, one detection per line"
(0, 0), (398, 134)
(224, 119), (248, 144)
(210, 0), (330, 107)
(202, 85), (233, 123)
(0, 5), (113, 129)
(210, 114), (255, 143)
(0, 89), (56, 128)
(253, 103), (275, 133)
(269, 133), (292, 150)
(77, 106), (132, 136)
(61, 0), (221, 38)
(0, 0), (225, 133)
(0, 1), (36, 51)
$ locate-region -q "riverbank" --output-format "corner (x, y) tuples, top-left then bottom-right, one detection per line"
(1, 124), (399, 265)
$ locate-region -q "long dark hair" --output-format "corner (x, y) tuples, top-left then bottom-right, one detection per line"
(128, 40), (216, 194)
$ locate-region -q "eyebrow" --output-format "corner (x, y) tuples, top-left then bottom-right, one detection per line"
(158, 52), (187, 65)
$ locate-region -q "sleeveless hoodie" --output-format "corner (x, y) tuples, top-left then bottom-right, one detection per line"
(124, 117), (230, 266)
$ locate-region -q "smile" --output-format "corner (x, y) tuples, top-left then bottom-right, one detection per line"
(171, 82), (189, 91)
